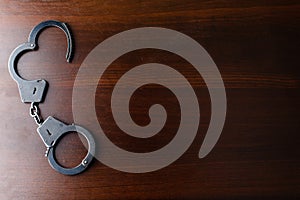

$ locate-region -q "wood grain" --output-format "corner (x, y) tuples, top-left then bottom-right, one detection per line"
(0, 0), (299, 199)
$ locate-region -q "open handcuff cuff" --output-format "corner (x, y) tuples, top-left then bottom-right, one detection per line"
(8, 20), (95, 175)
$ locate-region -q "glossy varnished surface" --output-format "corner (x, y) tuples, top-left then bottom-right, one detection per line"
(0, 0), (299, 199)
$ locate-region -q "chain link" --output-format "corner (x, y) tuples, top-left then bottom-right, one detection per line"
(29, 102), (43, 126)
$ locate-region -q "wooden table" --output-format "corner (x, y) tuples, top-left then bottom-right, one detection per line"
(0, 0), (299, 199)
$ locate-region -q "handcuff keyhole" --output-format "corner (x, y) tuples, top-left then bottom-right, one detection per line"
(46, 129), (52, 136)
(33, 87), (37, 95)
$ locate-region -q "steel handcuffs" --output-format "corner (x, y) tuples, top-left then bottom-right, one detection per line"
(8, 20), (95, 175)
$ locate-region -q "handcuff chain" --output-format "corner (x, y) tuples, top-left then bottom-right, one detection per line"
(29, 102), (43, 126)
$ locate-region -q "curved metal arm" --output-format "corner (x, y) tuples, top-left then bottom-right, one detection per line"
(28, 20), (73, 62)
(8, 20), (73, 103)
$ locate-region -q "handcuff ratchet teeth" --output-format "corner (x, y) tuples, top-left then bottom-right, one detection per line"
(8, 20), (95, 175)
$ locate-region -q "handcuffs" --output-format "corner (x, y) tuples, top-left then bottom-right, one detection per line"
(8, 20), (95, 175)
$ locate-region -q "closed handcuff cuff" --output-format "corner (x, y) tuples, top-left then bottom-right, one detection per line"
(8, 20), (96, 175)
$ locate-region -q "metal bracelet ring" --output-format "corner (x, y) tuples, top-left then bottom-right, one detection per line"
(8, 20), (72, 103)
(47, 125), (95, 175)
(38, 116), (96, 175)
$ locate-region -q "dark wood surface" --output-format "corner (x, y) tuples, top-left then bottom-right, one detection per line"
(0, 0), (299, 199)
